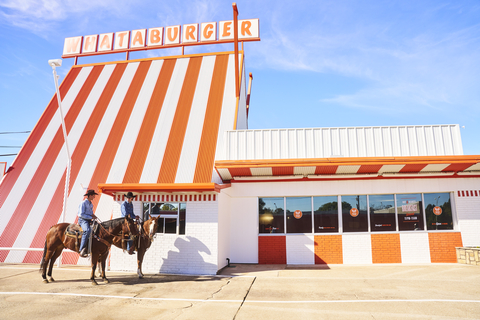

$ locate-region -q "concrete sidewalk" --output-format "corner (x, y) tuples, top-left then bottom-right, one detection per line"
(1, 263), (479, 319)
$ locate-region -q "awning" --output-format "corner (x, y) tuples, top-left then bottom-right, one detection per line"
(215, 155), (480, 181)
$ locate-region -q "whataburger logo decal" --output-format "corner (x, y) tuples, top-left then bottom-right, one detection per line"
(63, 19), (260, 57)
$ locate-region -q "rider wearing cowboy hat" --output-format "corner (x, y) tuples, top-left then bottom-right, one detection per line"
(121, 192), (140, 255)
(77, 189), (98, 257)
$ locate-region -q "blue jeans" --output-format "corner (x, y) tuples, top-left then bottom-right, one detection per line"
(126, 240), (133, 251)
(78, 218), (91, 251)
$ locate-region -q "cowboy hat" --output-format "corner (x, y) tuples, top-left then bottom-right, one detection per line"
(84, 189), (98, 197)
(124, 192), (137, 199)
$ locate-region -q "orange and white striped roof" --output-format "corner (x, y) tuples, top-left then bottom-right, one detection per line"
(0, 51), (245, 264)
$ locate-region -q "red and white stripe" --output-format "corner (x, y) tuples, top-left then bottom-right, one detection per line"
(0, 52), (242, 263)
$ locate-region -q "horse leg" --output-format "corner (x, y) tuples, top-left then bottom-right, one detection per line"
(47, 248), (63, 282)
(137, 247), (145, 279)
(100, 254), (109, 283)
(90, 253), (98, 286)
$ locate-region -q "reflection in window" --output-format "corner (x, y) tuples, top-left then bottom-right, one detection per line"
(424, 193), (453, 230)
(142, 202), (185, 235)
(286, 197), (312, 233)
(396, 194), (424, 231)
(259, 197), (284, 233)
(342, 195), (368, 232)
(314, 196), (338, 233)
(369, 194), (396, 232)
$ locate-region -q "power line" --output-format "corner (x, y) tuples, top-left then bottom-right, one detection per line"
(0, 154), (17, 157)
(0, 146), (22, 148)
(0, 131), (30, 135)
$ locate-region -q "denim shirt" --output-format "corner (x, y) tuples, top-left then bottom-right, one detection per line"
(121, 200), (135, 219)
(77, 199), (94, 220)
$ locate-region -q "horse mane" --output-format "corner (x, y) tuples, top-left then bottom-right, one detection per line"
(101, 217), (126, 230)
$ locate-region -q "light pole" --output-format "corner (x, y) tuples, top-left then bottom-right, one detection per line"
(48, 59), (71, 225)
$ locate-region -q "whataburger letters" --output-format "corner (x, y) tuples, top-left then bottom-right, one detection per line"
(63, 19), (260, 56)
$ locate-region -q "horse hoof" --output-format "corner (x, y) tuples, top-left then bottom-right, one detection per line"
(42, 279), (48, 284)
(48, 277), (55, 282)
(91, 281), (98, 286)
(103, 278), (109, 284)
(138, 275), (143, 279)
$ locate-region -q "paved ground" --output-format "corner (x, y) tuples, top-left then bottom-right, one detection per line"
(1, 263), (479, 319)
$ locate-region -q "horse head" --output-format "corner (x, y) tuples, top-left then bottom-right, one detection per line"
(123, 216), (139, 237)
(144, 216), (159, 241)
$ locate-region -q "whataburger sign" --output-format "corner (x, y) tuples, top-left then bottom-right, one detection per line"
(62, 19), (260, 58)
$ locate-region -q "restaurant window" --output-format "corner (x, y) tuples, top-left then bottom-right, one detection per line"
(342, 195), (368, 232)
(143, 202), (186, 235)
(424, 193), (453, 230)
(286, 197), (312, 233)
(396, 194), (424, 231)
(369, 194), (396, 232)
(313, 196), (338, 233)
(259, 197), (284, 233)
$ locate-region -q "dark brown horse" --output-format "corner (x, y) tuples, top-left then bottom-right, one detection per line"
(100, 216), (159, 278)
(40, 217), (138, 285)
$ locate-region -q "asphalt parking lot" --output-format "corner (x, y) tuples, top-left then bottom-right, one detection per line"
(1, 263), (479, 319)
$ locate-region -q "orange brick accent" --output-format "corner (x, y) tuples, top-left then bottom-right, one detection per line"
(428, 232), (463, 263)
(258, 236), (286, 264)
(371, 234), (402, 264)
(314, 235), (343, 264)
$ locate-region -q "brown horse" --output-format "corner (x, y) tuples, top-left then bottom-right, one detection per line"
(40, 217), (138, 285)
(100, 216), (159, 278)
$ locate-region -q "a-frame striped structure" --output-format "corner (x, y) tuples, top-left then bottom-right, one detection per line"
(0, 51), (245, 265)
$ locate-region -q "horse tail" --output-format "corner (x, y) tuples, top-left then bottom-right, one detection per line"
(39, 239), (47, 272)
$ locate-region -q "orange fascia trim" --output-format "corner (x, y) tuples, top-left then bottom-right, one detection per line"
(215, 155), (480, 169)
(74, 50), (244, 68)
(97, 183), (231, 196)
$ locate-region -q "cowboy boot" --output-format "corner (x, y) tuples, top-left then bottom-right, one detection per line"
(79, 248), (88, 257)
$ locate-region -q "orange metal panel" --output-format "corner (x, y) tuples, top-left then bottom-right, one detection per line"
(24, 64), (127, 263)
(0, 66), (104, 262)
(123, 59), (176, 183)
(158, 57), (203, 183)
(193, 54), (229, 183)
(0, 67), (81, 209)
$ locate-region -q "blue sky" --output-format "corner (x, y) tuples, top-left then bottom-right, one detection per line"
(1, 0), (479, 169)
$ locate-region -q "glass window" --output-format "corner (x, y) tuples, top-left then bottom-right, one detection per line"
(313, 196), (338, 233)
(259, 197), (284, 233)
(369, 194), (396, 232)
(286, 197), (312, 233)
(342, 195), (368, 232)
(424, 193), (453, 230)
(396, 194), (424, 231)
(142, 202), (185, 234)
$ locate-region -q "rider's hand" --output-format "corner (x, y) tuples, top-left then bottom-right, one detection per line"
(92, 214), (98, 220)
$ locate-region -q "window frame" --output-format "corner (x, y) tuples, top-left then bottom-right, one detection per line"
(257, 192), (457, 236)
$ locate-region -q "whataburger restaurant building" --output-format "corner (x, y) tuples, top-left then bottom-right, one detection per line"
(1, 14), (480, 276)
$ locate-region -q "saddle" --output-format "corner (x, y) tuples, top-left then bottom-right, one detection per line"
(65, 224), (83, 252)
(64, 223), (100, 253)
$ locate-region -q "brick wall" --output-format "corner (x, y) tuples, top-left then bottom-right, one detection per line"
(371, 233), (401, 263)
(110, 200), (219, 275)
(258, 236), (286, 264)
(428, 232), (463, 263)
(314, 235), (343, 264)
